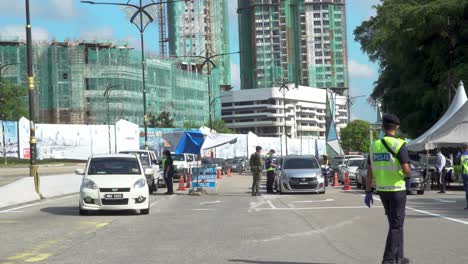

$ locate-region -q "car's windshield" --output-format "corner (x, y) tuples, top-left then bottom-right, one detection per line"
(348, 159), (364, 167)
(121, 152), (150, 166)
(88, 157), (141, 175)
(284, 158), (319, 169)
(331, 157), (344, 166)
(226, 159), (237, 164)
(172, 154), (185, 161)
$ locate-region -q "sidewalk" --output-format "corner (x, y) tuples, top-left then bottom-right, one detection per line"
(0, 173), (82, 209)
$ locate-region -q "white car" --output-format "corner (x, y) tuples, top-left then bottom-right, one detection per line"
(119, 150), (163, 191)
(76, 154), (151, 215)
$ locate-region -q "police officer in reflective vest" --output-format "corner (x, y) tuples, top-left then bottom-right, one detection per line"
(460, 143), (468, 210)
(365, 114), (412, 264)
(265, 149), (276, 194)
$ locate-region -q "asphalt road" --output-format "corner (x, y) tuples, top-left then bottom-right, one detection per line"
(0, 164), (85, 187)
(1, 174), (467, 264)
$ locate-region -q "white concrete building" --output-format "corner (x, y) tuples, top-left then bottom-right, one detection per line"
(221, 86), (347, 138)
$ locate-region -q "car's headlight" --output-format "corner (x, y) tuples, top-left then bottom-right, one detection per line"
(83, 179), (97, 190)
(133, 179), (146, 189)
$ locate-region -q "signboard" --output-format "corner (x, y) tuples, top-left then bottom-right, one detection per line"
(191, 166), (217, 191)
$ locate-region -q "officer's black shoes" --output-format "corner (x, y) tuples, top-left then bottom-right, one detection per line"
(382, 260), (394, 264)
(464, 207), (468, 210)
(395, 257), (410, 264)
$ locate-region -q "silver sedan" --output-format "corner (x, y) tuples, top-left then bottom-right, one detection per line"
(274, 155), (325, 194)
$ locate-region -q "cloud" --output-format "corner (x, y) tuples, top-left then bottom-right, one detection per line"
(0, 0), (81, 21)
(231, 63), (240, 89)
(348, 60), (376, 79)
(0, 25), (50, 42)
(80, 27), (115, 42)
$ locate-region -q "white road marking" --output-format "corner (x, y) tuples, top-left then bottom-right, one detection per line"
(406, 206), (468, 225)
(266, 200), (276, 209)
(360, 194), (468, 226)
(200, 200), (222, 205)
(0, 194), (78, 213)
(292, 199), (334, 203)
(252, 205), (383, 211)
(0, 211), (23, 214)
(431, 198), (456, 203)
(192, 209), (216, 211)
(248, 199), (271, 213)
(250, 216), (360, 243)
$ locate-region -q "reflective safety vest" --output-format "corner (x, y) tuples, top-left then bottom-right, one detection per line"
(370, 137), (406, 192)
(461, 153), (468, 175)
(162, 157), (167, 171)
(265, 154), (275, 172)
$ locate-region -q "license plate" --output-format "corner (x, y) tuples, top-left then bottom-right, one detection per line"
(104, 194), (123, 199)
(299, 182), (309, 185)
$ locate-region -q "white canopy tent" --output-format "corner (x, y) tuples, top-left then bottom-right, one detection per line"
(408, 81), (467, 151)
(418, 100), (468, 149)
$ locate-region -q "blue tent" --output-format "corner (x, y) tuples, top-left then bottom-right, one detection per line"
(175, 131), (205, 155)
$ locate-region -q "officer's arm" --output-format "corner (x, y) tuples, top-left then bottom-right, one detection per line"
(401, 163), (412, 177)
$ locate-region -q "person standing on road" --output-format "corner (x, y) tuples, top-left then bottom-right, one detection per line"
(460, 143), (468, 210)
(365, 113), (412, 264)
(163, 150), (174, 195)
(436, 149), (447, 193)
(265, 149), (276, 194)
(250, 146), (264, 196)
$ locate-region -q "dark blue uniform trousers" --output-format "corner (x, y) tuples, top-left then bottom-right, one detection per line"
(379, 190), (406, 262)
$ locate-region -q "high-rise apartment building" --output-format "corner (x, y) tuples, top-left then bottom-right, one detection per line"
(167, 0), (231, 118)
(238, 0), (348, 94)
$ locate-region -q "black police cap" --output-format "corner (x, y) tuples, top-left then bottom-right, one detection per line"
(382, 113), (400, 125)
(256, 146), (262, 151)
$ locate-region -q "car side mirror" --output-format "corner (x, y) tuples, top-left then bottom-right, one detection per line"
(144, 168), (154, 175)
(75, 169), (85, 175)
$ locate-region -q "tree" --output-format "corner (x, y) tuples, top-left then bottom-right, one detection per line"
(0, 77), (27, 120)
(340, 120), (376, 153)
(354, 0), (468, 138)
(183, 121), (201, 129)
(148, 111), (175, 128)
(204, 119), (233, 134)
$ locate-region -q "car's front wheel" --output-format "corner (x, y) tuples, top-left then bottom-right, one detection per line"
(79, 206), (88, 216)
(417, 190), (425, 195)
(140, 207), (150, 215)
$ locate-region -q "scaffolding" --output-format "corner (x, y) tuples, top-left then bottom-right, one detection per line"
(167, 0), (231, 117)
(0, 40), (209, 127)
(238, 0), (348, 93)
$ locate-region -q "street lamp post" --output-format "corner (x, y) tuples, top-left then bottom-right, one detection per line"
(104, 84), (122, 154)
(345, 95), (366, 122)
(81, 0), (185, 150)
(209, 95), (225, 122)
(25, 0), (43, 199)
(174, 51), (239, 132)
(277, 79), (292, 156)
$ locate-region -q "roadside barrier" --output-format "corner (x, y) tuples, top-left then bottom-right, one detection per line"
(342, 172), (351, 191)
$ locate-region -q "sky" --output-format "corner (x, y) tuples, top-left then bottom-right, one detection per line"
(0, 0), (380, 122)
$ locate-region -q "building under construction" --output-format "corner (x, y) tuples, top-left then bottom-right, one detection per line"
(238, 0), (348, 94)
(167, 0), (231, 117)
(0, 38), (210, 126)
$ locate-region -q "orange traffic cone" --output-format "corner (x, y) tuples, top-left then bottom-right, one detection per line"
(342, 172), (351, 191)
(186, 172), (192, 188)
(332, 172), (340, 187)
(227, 168), (231, 177)
(217, 169), (222, 179)
(177, 175), (186, 191)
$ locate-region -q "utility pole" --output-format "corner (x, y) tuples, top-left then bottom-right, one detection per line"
(25, 0), (43, 199)
(277, 79), (292, 156)
(104, 84), (122, 154)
